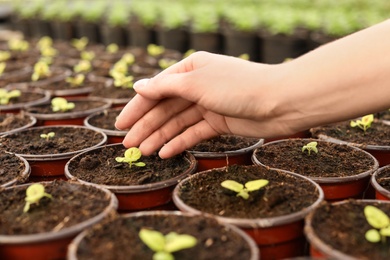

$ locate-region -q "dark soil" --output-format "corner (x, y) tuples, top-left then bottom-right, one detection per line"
(0, 126), (105, 155)
(253, 139), (376, 178)
(74, 212), (254, 260)
(0, 151), (27, 186)
(86, 108), (122, 131)
(0, 112), (34, 133)
(309, 200), (390, 259)
(25, 99), (108, 114)
(376, 167), (390, 191)
(176, 165), (320, 219)
(67, 144), (192, 186)
(35, 76), (107, 92)
(311, 121), (390, 146)
(190, 135), (261, 153)
(88, 85), (136, 100)
(375, 110), (390, 121)
(0, 180), (112, 235)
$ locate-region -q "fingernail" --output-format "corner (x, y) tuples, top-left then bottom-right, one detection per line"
(133, 78), (150, 90)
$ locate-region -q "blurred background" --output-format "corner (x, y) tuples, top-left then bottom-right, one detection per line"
(0, 0), (388, 63)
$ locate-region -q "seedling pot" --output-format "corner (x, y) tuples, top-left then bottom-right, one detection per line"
(0, 152), (30, 188)
(0, 87), (50, 114)
(371, 164), (390, 201)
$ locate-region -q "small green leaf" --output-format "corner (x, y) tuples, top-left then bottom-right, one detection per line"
(139, 229), (165, 252)
(134, 162), (146, 167)
(380, 226), (390, 237)
(154, 251), (174, 260)
(124, 147), (142, 161)
(164, 232), (197, 253)
(364, 205), (390, 229)
(221, 180), (244, 193)
(365, 229), (381, 243)
(245, 179), (269, 192)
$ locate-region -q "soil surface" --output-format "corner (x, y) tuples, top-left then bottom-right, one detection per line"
(74, 212), (254, 260)
(376, 110), (390, 121)
(0, 126), (105, 155)
(309, 200), (390, 259)
(253, 139), (376, 178)
(0, 180), (112, 235)
(311, 121), (390, 146)
(25, 99), (108, 115)
(67, 144), (193, 186)
(176, 165), (320, 219)
(0, 112), (34, 133)
(376, 166), (390, 191)
(89, 85), (136, 100)
(86, 108), (122, 131)
(0, 151), (27, 186)
(35, 76), (107, 92)
(190, 135), (261, 153)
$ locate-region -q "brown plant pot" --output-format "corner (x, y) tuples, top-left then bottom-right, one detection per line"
(74, 20), (101, 43)
(65, 143), (197, 212)
(173, 165), (324, 260)
(0, 151), (30, 188)
(371, 164), (390, 201)
(0, 125), (107, 181)
(188, 135), (264, 172)
(189, 32), (223, 53)
(67, 211), (259, 259)
(50, 20), (76, 41)
(25, 97), (112, 126)
(0, 180), (118, 260)
(222, 28), (260, 61)
(99, 24), (127, 46)
(304, 199), (390, 259)
(156, 28), (189, 53)
(0, 112), (37, 136)
(252, 138), (379, 201)
(126, 21), (156, 48)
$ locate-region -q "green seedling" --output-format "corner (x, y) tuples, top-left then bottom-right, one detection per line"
(302, 141), (318, 155)
(37, 36), (53, 49)
(71, 37), (89, 51)
(51, 97), (75, 112)
(147, 44), (165, 57)
(139, 228), (197, 260)
(221, 179), (269, 199)
(350, 114), (374, 132)
(80, 50), (95, 61)
(0, 89), (21, 105)
(31, 61), (51, 81)
(115, 147), (146, 168)
(8, 38), (29, 52)
(238, 53), (250, 60)
(40, 132), (55, 141)
(112, 72), (134, 88)
(110, 60), (128, 76)
(364, 205), (390, 243)
(66, 74), (85, 87)
(0, 50), (11, 62)
(158, 58), (177, 70)
(120, 53), (135, 66)
(23, 183), (52, 213)
(73, 60), (92, 73)
(0, 62), (6, 76)
(40, 46), (57, 57)
(106, 43), (119, 54)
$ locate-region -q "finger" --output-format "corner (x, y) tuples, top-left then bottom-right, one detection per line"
(121, 97), (193, 148)
(115, 94), (158, 130)
(158, 120), (220, 159)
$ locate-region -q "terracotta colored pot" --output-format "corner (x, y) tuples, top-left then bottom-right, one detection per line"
(252, 138), (379, 201)
(304, 199), (390, 259)
(25, 97), (112, 126)
(0, 113), (37, 136)
(67, 211), (259, 260)
(189, 138), (264, 172)
(84, 107), (127, 144)
(172, 165), (324, 260)
(64, 143), (197, 212)
(371, 165), (390, 201)
(0, 125), (107, 181)
(0, 181), (118, 260)
(0, 152), (30, 188)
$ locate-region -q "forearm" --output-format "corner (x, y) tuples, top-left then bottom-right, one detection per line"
(268, 19), (390, 132)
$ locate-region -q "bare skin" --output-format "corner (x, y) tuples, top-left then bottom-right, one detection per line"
(116, 19), (390, 159)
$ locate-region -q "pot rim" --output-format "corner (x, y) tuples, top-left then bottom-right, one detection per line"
(0, 125), (107, 160)
(64, 143), (198, 193)
(0, 113), (37, 136)
(67, 210), (259, 260)
(189, 138), (264, 158)
(252, 138), (379, 184)
(0, 87), (51, 111)
(172, 165), (324, 228)
(371, 164), (390, 199)
(83, 107), (127, 137)
(0, 181), (118, 244)
(314, 133), (390, 151)
(0, 151), (30, 188)
(304, 199), (390, 260)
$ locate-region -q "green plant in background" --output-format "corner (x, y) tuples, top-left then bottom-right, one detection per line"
(23, 183), (52, 213)
(31, 61), (51, 81)
(73, 60), (92, 73)
(129, 0), (159, 29)
(112, 73), (134, 89)
(37, 36), (53, 49)
(350, 114), (374, 133)
(8, 38), (29, 52)
(364, 205), (390, 243)
(66, 74), (85, 87)
(78, 0), (107, 23)
(221, 179), (269, 199)
(106, 43), (119, 54)
(105, 2), (130, 27)
(115, 147), (146, 168)
(147, 44), (165, 57)
(0, 89), (21, 105)
(139, 228), (197, 260)
(80, 51), (95, 61)
(158, 58), (178, 70)
(0, 62), (6, 76)
(302, 141), (318, 155)
(221, 5), (259, 32)
(120, 53), (135, 66)
(238, 53), (250, 60)
(71, 37), (89, 51)
(189, 3), (220, 33)
(183, 49), (195, 58)
(51, 97), (75, 112)
(40, 131), (55, 141)
(159, 2), (189, 30)
(0, 51), (11, 62)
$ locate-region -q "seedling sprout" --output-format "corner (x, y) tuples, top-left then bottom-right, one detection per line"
(23, 183), (52, 213)
(350, 114), (374, 133)
(106, 43), (119, 54)
(147, 44), (165, 57)
(364, 205), (390, 243)
(73, 60), (92, 73)
(0, 89), (21, 105)
(71, 37), (89, 51)
(0, 50), (11, 62)
(115, 147), (146, 168)
(302, 141), (318, 155)
(221, 179), (269, 199)
(139, 228), (197, 260)
(40, 132), (55, 141)
(31, 61), (51, 81)
(66, 74), (85, 87)
(51, 97), (75, 112)
(0, 62), (5, 76)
